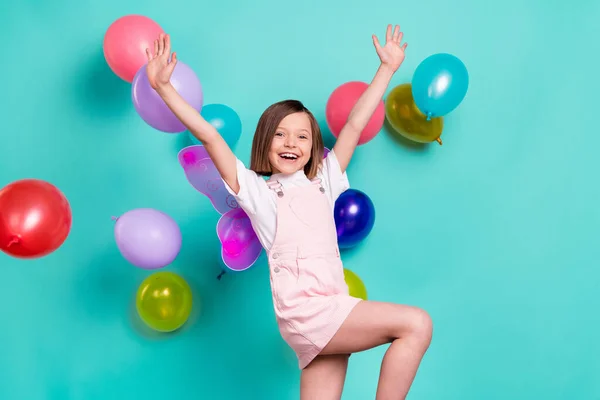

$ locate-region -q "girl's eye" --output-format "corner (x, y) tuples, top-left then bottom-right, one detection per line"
(299, 135), (307, 139)
(275, 132), (284, 137)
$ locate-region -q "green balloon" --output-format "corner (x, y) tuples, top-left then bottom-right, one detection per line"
(344, 268), (367, 300)
(136, 271), (193, 332)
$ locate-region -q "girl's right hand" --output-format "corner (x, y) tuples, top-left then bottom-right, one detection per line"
(145, 33), (178, 91)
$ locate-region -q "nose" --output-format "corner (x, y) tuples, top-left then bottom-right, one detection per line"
(284, 135), (296, 148)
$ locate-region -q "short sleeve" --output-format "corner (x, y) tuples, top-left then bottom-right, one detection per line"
(222, 158), (267, 215)
(319, 149), (350, 202)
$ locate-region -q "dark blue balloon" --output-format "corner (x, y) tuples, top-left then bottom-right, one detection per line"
(334, 189), (375, 249)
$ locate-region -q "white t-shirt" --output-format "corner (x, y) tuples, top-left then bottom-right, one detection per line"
(222, 150), (350, 250)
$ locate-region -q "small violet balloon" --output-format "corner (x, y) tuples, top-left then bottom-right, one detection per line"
(132, 61), (203, 133)
(114, 208), (182, 269)
(334, 189), (375, 249)
(411, 53), (469, 120)
(189, 104), (242, 147)
(217, 208), (262, 272)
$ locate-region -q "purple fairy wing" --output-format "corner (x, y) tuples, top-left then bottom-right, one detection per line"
(216, 208), (262, 272)
(178, 145), (239, 214)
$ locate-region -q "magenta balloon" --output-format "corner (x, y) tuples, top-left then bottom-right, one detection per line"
(131, 61), (203, 133)
(217, 208), (262, 271)
(114, 208), (182, 269)
(178, 145), (239, 214)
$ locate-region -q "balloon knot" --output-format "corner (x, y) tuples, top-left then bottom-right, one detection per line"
(7, 236), (20, 247)
(426, 112), (432, 121)
(217, 270), (226, 281)
(436, 137), (443, 145)
(111, 216), (118, 222)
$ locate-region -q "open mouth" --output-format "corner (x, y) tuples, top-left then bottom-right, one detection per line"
(279, 152), (299, 162)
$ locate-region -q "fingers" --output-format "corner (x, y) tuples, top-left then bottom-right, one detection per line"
(153, 39), (158, 58)
(372, 34), (382, 52)
(164, 34), (171, 56)
(157, 33), (165, 55)
(385, 24), (392, 42)
(145, 47), (152, 62)
(401, 42), (407, 51)
(392, 25), (400, 42)
(166, 51), (178, 75)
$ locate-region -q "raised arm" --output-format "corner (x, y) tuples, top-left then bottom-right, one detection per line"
(146, 34), (241, 193)
(332, 24), (407, 173)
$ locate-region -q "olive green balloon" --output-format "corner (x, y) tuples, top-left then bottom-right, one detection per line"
(344, 268), (367, 300)
(136, 271), (193, 332)
(385, 83), (444, 145)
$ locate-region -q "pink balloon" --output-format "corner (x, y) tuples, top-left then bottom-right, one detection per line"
(325, 81), (385, 145)
(103, 15), (164, 83)
(217, 208), (262, 271)
(177, 145), (239, 214)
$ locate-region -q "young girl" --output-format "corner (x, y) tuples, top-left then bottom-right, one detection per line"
(146, 25), (432, 400)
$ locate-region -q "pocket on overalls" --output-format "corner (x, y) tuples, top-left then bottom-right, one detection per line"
(296, 245), (344, 295)
(270, 261), (302, 313)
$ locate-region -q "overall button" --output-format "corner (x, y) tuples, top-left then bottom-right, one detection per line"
(272, 252), (279, 259)
(273, 266), (280, 273)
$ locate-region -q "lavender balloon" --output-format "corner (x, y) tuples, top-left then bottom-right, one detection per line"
(217, 208), (262, 271)
(178, 145), (239, 214)
(132, 61), (203, 133)
(114, 208), (182, 269)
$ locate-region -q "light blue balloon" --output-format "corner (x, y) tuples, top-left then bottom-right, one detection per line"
(189, 103), (242, 147)
(411, 53), (469, 120)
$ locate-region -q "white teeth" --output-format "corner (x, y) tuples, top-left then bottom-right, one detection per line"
(280, 153), (298, 160)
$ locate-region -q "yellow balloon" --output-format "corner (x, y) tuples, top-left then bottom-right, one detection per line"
(136, 271), (193, 332)
(385, 83), (444, 145)
(344, 268), (367, 300)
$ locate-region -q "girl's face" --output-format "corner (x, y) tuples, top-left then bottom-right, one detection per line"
(268, 112), (313, 175)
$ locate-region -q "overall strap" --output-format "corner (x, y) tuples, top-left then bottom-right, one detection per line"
(310, 177), (326, 193)
(266, 179), (284, 197)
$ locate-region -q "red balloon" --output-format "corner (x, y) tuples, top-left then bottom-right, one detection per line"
(325, 81), (385, 145)
(0, 179), (72, 258)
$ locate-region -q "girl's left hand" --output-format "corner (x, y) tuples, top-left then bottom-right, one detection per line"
(373, 24), (407, 72)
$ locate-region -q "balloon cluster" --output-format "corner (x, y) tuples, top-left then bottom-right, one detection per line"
(102, 14), (248, 331)
(386, 53), (469, 145)
(102, 14), (382, 307)
(3, 16), (463, 334)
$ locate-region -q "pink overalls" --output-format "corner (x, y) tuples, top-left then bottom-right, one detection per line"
(265, 176), (362, 369)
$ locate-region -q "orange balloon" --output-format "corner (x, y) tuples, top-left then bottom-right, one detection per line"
(0, 179), (72, 258)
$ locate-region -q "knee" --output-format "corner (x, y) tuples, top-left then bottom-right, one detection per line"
(407, 308), (433, 348)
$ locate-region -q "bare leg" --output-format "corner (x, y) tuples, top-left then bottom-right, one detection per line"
(300, 354), (350, 400)
(320, 301), (433, 400)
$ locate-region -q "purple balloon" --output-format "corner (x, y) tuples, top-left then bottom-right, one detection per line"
(177, 145), (239, 214)
(132, 61), (203, 133)
(114, 208), (182, 269)
(323, 147), (330, 158)
(217, 208), (262, 271)
(334, 189), (375, 249)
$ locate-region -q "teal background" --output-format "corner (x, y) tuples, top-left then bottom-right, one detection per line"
(1, 0), (599, 399)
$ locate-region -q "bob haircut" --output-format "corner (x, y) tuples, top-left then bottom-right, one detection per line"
(250, 100), (324, 179)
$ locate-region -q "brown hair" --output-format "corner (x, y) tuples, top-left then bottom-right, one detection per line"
(250, 99), (324, 179)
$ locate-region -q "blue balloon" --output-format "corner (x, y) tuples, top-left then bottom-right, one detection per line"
(411, 53), (469, 119)
(189, 103), (242, 147)
(334, 189), (375, 249)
